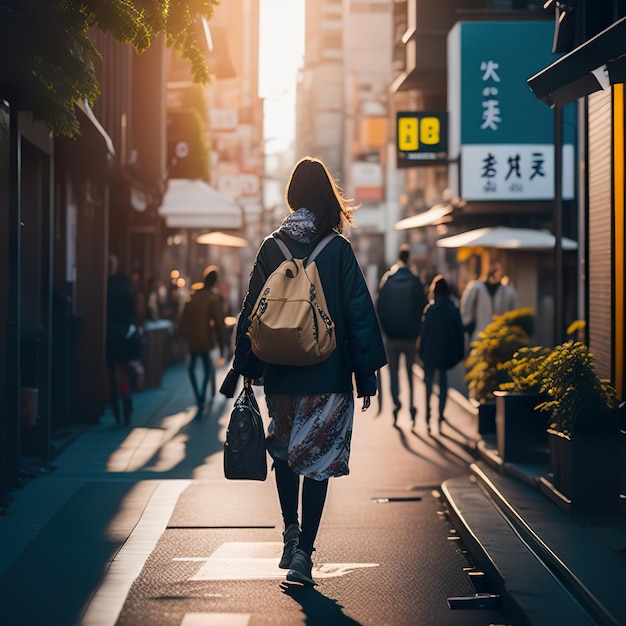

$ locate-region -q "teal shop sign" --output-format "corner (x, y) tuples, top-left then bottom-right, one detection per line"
(449, 21), (575, 201)
(460, 21), (555, 144)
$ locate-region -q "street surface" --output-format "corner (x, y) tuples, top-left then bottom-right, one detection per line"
(0, 363), (513, 625)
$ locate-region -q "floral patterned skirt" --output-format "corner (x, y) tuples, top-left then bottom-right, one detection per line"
(265, 392), (354, 481)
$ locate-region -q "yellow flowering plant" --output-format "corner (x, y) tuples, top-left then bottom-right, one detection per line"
(499, 345), (552, 394)
(536, 341), (618, 437)
(464, 308), (535, 404)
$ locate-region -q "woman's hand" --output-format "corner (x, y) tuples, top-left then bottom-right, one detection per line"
(361, 396), (371, 412)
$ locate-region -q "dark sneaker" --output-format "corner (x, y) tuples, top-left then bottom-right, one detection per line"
(279, 523), (300, 569)
(286, 549), (316, 586)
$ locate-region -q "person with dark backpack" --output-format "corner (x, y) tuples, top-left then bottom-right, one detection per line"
(376, 244), (428, 425)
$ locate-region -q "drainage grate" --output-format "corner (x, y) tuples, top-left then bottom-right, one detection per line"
(372, 496), (423, 503)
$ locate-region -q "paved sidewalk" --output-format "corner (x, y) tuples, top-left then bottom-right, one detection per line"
(2, 360), (625, 626)
(429, 370), (626, 626)
(0, 362), (495, 626)
(0, 364), (204, 578)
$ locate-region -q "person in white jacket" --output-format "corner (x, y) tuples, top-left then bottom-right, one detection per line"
(460, 261), (516, 343)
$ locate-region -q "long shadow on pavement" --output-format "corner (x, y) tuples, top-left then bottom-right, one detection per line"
(280, 582), (363, 625)
(410, 429), (470, 470)
(391, 424), (453, 471)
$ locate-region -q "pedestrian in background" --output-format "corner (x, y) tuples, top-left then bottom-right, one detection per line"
(130, 271), (147, 325)
(106, 254), (143, 425)
(460, 260), (516, 343)
(419, 275), (465, 434)
(220, 156), (387, 586)
(179, 265), (228, 411)
(376, 244), (428, 426)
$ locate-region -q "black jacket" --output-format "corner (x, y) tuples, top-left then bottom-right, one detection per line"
(376, 266), (427, 340)
(221, 231), (387, 398)
(419, 295), (465, 370)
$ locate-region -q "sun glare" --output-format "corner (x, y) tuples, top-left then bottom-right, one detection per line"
(259, 0), (305, 154)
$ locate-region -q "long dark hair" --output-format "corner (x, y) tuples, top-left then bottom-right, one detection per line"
(285, 156), (356, 234)
(428, 274), (450, 301)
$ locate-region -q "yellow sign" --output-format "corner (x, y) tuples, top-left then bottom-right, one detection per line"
(396, 111), (448, 167)
(398, 116), (441, 150)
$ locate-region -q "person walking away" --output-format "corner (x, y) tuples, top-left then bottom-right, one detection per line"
(106, 255), (141, 425)
(460, 260), (516, 343)
(130, 271), (147, 325)
(179, 265), (228, 411)
(419, 276), (465, 434)
(220, 156), (387, 586)
(376, 244), (428, 425)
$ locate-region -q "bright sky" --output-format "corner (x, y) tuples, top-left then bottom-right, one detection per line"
(259, 0), (305, 155)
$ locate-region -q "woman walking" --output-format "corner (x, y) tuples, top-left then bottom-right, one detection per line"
(220, 156), (386, 585)
(419, 275), (465, 434)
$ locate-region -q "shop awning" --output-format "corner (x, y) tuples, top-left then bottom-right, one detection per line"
(527, 16), (626, 108)
(77, 99), (115, 157)
(159, 179), (243, 229)
(196, 231), (249, 248)
(394, 204), (454, 230)
(436, 227), (578, 250)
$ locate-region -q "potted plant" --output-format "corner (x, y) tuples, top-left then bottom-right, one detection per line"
(535, 341), (621, 512)
(464, 307), (534, 434)
(494, 346), (551, 463)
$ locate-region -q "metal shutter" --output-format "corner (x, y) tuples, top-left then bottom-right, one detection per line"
(587, 88), (613, 381)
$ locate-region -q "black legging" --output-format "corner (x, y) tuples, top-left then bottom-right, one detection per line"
(274, 457), (329, 557)
(423, 366), (448, 420)
(187, 352), (214, 403)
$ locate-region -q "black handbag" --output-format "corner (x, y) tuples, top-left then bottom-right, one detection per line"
(224, 381), (267, 480)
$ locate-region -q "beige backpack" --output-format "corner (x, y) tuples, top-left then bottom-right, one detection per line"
(247, 233), (337, 366)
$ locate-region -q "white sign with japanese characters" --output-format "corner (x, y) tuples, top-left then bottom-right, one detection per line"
(461, 144), (574, 201)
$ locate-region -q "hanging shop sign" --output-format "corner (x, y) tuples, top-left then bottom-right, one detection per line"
(396, 111), (448, 167)
(448, 21), (575, 201)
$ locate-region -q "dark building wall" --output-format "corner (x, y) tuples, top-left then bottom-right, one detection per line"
(73, 180), (109, 423)
(0, 105), (12, 491)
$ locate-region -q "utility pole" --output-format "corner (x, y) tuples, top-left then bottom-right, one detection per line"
(554, 105), (564, 344)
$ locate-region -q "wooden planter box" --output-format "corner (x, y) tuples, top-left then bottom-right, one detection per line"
(494, 392), (548, 463)
(544, 429), (621, 513)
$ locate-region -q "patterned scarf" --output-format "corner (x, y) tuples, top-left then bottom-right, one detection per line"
(279, 207), (317, 244)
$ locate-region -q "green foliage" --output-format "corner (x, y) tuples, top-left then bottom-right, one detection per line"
(464, 307), (535, 404)
(499, 345), (552, 394)
(167, 107), (210, 180)
(536, 341), (618, 437)
(0, 0), (219, 136)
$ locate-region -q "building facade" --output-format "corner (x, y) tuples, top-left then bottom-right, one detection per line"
(389, 1), (575, 348)
(0, 6), (263, 493)
(528, 1), (626, 396)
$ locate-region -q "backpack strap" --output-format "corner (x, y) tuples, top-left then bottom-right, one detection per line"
(307, 232), (337, 265)
(273, 232), (337, 266)
(273, 237), (292, 261)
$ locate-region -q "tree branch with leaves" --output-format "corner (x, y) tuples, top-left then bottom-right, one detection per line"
(0, 0), (219, 136)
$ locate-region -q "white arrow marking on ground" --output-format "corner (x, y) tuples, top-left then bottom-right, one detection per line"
(174, 542), (379, 581)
